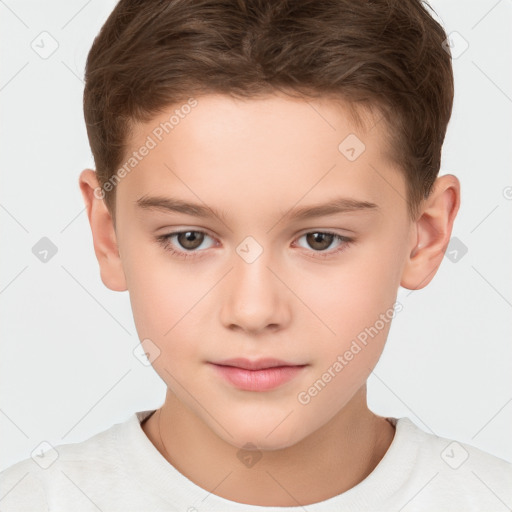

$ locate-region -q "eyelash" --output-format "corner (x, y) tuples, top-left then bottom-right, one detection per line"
(155, 230), (354, 261)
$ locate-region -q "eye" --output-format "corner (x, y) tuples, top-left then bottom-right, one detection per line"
(156, 230), (354, 260)
(294, 231), (353, 259)
(156, 230), (215, 259)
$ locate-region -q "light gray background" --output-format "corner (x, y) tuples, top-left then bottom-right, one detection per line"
(1, 0), (511, 473)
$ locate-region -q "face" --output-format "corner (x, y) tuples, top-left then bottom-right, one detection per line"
(110, 93), (415, 450)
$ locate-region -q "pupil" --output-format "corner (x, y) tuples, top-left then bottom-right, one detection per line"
(307, 232), (333, 250)
(180, 231), (203, 249)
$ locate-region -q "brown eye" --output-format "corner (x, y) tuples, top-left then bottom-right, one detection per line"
(305, 232), (335, 251)
(294, 231), (354, 259)
(176, 231), (205, 250)
(156, 230), (216, 259)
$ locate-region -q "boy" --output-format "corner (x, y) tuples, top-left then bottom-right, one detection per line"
(1, 0), (511, 510)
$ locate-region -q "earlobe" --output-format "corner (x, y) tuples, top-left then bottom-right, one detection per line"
(400, 174), (461, 290)
(78, 169), (128, 292)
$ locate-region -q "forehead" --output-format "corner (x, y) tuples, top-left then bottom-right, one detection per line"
(117, 93), (406, 220)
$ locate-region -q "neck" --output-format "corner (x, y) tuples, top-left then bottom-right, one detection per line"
(142, 385), (395, 507)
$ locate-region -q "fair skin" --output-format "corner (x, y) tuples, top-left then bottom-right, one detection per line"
(79, 93), (460, 506)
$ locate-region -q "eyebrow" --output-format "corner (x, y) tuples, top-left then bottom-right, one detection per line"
(135, 195), (379, 222)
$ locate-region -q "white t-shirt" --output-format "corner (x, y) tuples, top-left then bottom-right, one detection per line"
(1, 409), (511, 511)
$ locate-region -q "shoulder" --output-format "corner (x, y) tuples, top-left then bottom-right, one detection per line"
(0, 457), (48, 512)
(0, 412), (140, 512)
(394, 417), (512, 510)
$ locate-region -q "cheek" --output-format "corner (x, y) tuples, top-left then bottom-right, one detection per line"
(296, 236), (402, 362)
(317, 257), (397, 319)
(292, 253), (400, 415)
(123, 245), (206, 357)
(128, 276), (205, 390)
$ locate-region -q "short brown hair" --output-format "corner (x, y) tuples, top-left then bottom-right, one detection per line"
(83, 0), (454, 223)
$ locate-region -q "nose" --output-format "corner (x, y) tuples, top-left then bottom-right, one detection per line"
(219, 247), (291, 335)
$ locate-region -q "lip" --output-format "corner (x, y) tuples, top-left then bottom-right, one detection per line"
(211, 357), (302, 370)
(208, 358), (308, 391)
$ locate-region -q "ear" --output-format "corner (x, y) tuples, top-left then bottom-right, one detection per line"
(78, 169), (127, 292)
(400, 174), (461, 290)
